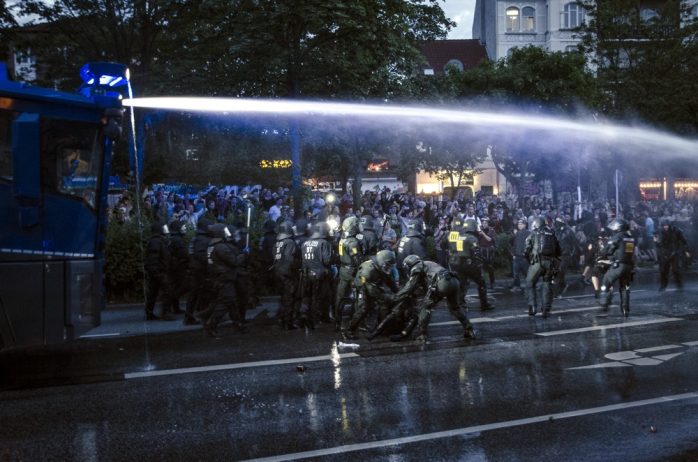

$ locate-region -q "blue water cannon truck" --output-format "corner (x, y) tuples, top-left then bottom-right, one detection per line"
(0, 62), (128, 349)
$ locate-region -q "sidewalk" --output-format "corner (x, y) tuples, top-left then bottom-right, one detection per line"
(83, 297), (281, 339)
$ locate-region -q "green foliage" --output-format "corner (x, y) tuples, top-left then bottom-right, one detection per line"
(0, 0), (17, 45)
(104, 219), (147, 302)
(578, 0), (698, 134)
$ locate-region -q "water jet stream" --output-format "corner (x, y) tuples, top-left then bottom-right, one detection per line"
(123, 97), (698, 159)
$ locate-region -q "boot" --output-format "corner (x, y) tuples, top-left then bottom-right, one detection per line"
(620, 288), (630, 317)
(464, 324), (476, 340)
(204, 320), (221, 338)
(366, 314), (395, 341)
(183, 316), (200, 326)
(528, 305), (536, 316)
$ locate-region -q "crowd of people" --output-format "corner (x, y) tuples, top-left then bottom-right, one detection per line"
(110, 182), (697, 341)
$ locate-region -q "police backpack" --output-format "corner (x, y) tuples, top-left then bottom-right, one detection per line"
(536, 229), (556, 258)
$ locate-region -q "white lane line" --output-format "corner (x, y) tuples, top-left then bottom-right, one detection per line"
(80, 333), (121, 338)
(241, 391), (698, 462)
(535, 317), (683, 336)
(683, 341), (698, 346)
(432, 306), (614, 326)
(124, 353), (360, 379)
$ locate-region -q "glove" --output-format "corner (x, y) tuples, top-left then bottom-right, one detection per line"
(242, 246), (251, 254)
(330, 265), (338, 278)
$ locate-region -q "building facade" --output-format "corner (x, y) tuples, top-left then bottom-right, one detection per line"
(473, 0), (698, 62)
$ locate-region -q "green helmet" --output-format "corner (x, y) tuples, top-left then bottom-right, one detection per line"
(375, 249), (396, 274)
(342, 216), (360, 236)
(463, 219), (478, 234)
(360, 215), (374, 230)
(403, 254), (423, 272)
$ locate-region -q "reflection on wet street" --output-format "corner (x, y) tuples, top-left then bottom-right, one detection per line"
(2, 278), (698, 461)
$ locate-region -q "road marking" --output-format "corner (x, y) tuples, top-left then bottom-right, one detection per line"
(241, 391), (698, 462)
(568, 341), (695, 370)
(535, 317), (682, 336)
(635, 344), (682, 353)
(80, 333), (121, 338)
(124, 353), (360, 379)
(432, 305), (627, 326)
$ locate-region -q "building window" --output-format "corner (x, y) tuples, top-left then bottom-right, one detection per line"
(565, 45), (578, 53)
(506, 7), (520, 32)
(444, 59), (464, 73)
(563, 2), (585, 29)
(522, 7), (536, 32)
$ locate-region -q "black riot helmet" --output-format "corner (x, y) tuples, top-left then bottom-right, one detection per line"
(531, 217), (545, 231)
(360, 215), (375, 230)
(406, 220), (423, 236)
(310, 221), (331, 239)
(210, 223), (232, 241)
(263, 220), (277, 233)
(462, 218), (478, 234)
(402, 254), (423, 272)
(170, 220), (187, 235)
(375, 250), (396, 274)
(607, 218), (629, 233)
(197, 217), (213, 233)
(293, 218), (310, 237)
(277, 221), (294, 240)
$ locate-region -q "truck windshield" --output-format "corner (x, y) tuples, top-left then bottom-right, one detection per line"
(43, 119), (102, 209)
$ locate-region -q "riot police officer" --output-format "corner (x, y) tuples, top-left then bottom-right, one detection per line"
(359, 214), (379, 256)
(524, 217), (561, 317)
(553, 216), (578, 297)
(301, 222), (334, 328)
(369, 255), (475, 342)
(448, 218), (494, 312)
(335, 216), (363, 331)
(144, 222), (173, 321)
(600, 218), (636, 316)
(396, 219), (427, 277)
(204, 224), (246, 337)
(655, 219), (690, 291)
(273, 221), (301, 329)
(185, 218), (212, 325)
(343, 250), (399, 340)
(166, 220), (189, 315)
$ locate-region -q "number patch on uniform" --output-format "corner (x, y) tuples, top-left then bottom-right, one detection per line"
(624, 241), (635, 254)
(449, 231), (463, 252)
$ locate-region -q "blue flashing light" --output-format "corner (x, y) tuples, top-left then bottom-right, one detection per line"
(79, 62), (130, 99)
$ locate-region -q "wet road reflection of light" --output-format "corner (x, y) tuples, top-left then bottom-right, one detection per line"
(330, 342), (342, 390)
(74, 423), (97, 462)
(305, 392), (321, 433)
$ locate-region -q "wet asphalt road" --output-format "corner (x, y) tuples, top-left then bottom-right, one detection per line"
(1, 273), (698, 462)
